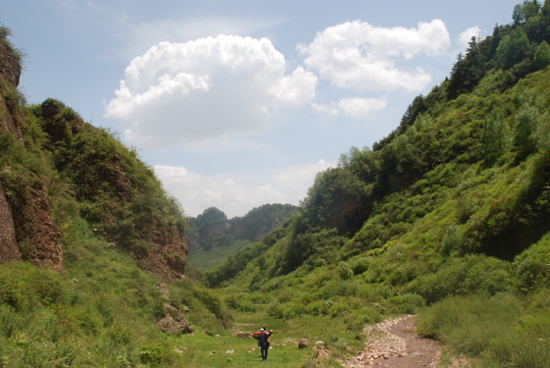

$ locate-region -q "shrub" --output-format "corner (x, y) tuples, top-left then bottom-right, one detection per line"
(321, 280), (359, 299)
(388, 293), (426, 314)
(352, 257), (372, 275)
(338, 262), (354, 280)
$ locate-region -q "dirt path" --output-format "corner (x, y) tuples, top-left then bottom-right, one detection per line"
(342, 315), (442, 368)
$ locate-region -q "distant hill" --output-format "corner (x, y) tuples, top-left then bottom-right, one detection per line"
(185, 204), (297, 272)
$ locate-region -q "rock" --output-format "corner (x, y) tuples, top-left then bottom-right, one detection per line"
(155, 304), (194, 334)
(0, 180), (21, 263)
(0, 42), (22, 87)
(298, 338), (309, 349)
(224, 349), (234, 354)
(13, 180), (63, 274)
(136, 220), (189, 283)
(232, 332), (252, 339)
(313, 345), (330, 360)
(41, 100), (63, 119)
(316, 341), (325, 346)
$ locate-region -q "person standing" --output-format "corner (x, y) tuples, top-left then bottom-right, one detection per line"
(253, 327), (273, 361)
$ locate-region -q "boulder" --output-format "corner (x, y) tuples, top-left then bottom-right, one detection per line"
(155, 304), (194, 334)
(232, 331), (252, 339)
(298, 338), (309, 349)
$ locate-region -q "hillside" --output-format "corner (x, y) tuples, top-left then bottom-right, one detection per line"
(186, 204), (297, 272)
(0, 25), (235, 367)
(203, 1), (550, 366)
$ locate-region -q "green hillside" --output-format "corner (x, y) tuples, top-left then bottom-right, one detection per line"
(0, 25), (236, 367)
(186, 204), (297, 272)
(203, 1), (550, 366)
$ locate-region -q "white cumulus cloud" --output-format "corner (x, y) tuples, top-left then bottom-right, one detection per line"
(338, 97), (387, 119)
(298, 19), (450, 92)
(458, 26), (482, 52)
(154, 159), (335, 217)
(105, 35), (318, 150)
(312, 102), (339, 116)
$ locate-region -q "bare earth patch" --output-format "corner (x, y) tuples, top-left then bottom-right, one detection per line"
(342, 315), (442, 368)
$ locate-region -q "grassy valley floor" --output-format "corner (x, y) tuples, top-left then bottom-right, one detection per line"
(168, 310), (369, 368)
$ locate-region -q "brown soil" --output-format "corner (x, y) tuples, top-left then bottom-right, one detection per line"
(343, 315), (442, 368)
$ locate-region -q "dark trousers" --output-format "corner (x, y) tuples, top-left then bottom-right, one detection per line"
(261, 343), (269, 360)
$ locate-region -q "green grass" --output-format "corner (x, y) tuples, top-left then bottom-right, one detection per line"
(165, 310), (367, 368)
(188, 239), (251, 272)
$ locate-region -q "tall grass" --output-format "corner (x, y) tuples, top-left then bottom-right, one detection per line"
(417, 292), (550, 367)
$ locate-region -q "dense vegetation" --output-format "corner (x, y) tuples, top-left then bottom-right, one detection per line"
(186, 204), (297, 272)
(204, 1), (550, 366)
(5, 1), (550, 366)
(0, 26), (237, 365)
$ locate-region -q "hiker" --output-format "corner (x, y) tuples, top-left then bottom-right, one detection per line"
(253, 327), (273, 361)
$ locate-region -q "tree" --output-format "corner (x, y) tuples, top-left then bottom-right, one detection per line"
(514, 105), (540, 157)
(513, 0), (541, 24)
(534, 40), (550, 69)
(496, 28), (530, 70)
(483, 110), (511, 163)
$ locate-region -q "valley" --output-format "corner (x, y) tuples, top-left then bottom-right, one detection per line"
(2, 1), (550, 367)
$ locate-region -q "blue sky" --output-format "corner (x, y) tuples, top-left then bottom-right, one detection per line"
(3, 0), (520, 217)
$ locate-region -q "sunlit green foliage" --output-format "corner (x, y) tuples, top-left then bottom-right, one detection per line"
(204, 3), (550, 365)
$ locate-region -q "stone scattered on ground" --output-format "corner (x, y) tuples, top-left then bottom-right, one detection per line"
(342, 315), (442, 368)
(233, 331), (252, 339)
(299, 338), (309, 348)
(313, 344), (330, 360)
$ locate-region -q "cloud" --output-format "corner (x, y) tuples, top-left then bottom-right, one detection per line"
(298, 19), (450, 91)
(154, 160), (335, 217)
(312, 102), (339, 116)
(458, 26), (482, 52)
(273, 159), (335, 203)
(338, 97), (387, 119)
(120, 16), (287, 58)
(105, 35), (318, 150)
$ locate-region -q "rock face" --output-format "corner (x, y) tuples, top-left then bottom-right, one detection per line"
(13, 180), (63, 273)
(137, 222), (188, 283)
(0, 180), (21, 263)
(0, 39), (63, 273)
(155, 304), (194, 334)
(0, 42), (21, 87)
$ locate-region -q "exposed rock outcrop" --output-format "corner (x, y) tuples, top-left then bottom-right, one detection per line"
(137, 222), (188, 283)
(0, 180), (21, 263)
(0, 39), (63, 273)
(13, 180), (63, 273)
(155, 304), (194, 334)
(0, 42), (21, 87)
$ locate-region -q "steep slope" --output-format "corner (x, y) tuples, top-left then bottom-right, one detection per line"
(0, 24), (235, 367)
(204, 2), (550, 366)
